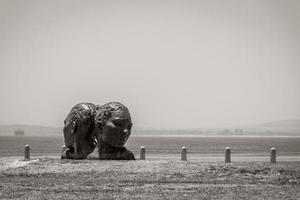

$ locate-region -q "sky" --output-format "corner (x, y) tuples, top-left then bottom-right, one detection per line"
(0, 0), (299, 129)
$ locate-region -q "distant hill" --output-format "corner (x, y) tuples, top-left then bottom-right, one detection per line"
(134, 120), (300, 136)
(251, 119), (300, 129)
(243, 119), (300, 134)
(0, 119), (299, 137)
(0, 124), (61, 137)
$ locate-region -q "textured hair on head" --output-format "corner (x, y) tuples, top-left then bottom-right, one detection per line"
(94, 102), (127, 129)
(65, 103), (96, 125)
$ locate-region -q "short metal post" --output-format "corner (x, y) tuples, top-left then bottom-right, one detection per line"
(225, 147), (231, 163)
(270, 147), (276, 164)
(24, 144), (30, 160)
(181, 146), (187, 161)
(140, 146), (145, 160)
(62, 145), (67, 154)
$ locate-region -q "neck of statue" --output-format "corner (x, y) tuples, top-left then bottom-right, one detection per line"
(98, 139), (121, 154)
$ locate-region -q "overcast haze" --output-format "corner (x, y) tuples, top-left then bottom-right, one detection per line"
(0, 0), (299, 129)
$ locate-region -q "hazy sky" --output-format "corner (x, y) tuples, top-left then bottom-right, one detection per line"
(0, 0), (299, 129)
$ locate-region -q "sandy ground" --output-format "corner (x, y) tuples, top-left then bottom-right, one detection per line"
(0, 157), (300, 199)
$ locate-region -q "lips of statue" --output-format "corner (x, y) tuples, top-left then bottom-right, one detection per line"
(100, 109), (132, 148)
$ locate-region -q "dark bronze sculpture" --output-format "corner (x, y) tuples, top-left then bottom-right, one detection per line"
(61, 101), (135, 160)
(94, 102), (135, 160)
(61, 102), (97, 159)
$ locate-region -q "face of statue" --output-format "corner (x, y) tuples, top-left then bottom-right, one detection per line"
(100, 108), (132, 148)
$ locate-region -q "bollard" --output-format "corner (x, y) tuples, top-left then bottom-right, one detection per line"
(225, 147), (231, 163)
(270, 147), (276, 164)
(140, 146), (145, 160)
(24, 144), (30, 160)
(62, 144), (67, 154)
(181, 146), (187, 161)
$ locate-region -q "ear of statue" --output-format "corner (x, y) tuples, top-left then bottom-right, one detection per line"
(97, 122), (103, 134)
(71, 121), (77, 135)
(96, 120), (103, 132)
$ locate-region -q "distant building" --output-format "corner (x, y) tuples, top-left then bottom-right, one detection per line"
(222, 129), (230, 134)
(235, 129), (243, 134)
(14, 129), (24, 136)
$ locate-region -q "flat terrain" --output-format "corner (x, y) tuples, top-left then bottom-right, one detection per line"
(1, 136), (300, 158)
(0, 157), (300, 199)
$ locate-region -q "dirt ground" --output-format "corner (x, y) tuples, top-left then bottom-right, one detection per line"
(0, 157), (300, 199)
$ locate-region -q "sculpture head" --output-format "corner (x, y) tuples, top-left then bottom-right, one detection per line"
(63, 102), (97, 158)
(64, 102), (96, 136)
(95, 102), (132, 148)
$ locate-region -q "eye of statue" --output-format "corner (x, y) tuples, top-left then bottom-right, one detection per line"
(112, 119), (123, 127)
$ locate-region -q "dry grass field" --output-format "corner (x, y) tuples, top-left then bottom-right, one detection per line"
(0, 157), (300, 199)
